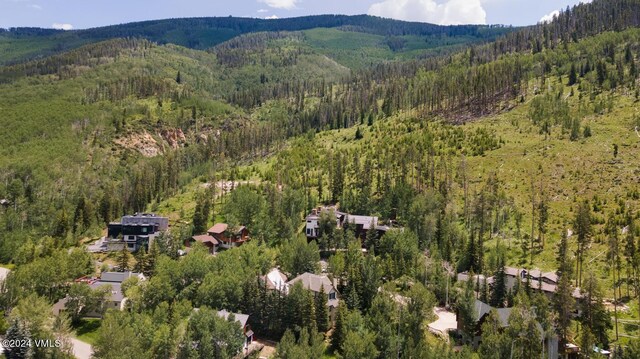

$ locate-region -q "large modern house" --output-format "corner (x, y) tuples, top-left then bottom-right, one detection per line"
(105, 213), (169, 252)
(304, 206), (390, 242)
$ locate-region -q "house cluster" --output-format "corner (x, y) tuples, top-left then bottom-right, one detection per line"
(261, 268), (340, 318)
(304, 206), (391, 242)
(53, 271), (146, 317)
(188, 223), (250, 254)
(457, 266), (582, 301)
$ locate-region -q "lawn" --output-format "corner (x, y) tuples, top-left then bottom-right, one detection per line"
(73, 318), (102, 346)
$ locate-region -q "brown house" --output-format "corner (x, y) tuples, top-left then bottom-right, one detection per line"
(187, 223), (249, 253)
(189, 234), (219, 254)
(208, 223), (249, 249)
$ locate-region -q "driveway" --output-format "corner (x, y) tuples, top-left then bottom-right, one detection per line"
(428, 307), (457, 336)
(70, 338), (93, 359)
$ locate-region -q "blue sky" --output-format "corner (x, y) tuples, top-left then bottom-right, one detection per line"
(0, 0), (591, 30)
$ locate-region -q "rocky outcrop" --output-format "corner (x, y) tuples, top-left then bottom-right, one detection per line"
(113, 131), (162, 157)
(160, 128), (186, 149)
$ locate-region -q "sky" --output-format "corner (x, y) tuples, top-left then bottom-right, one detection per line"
(0, 0), (592, 30)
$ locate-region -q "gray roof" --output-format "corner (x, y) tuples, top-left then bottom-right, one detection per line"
(457, 273), (495, 286)
(474, 300), (512, 327)
(475, 300), (543, 336)
(288, 273), (335, 293)
(217, 309), (249, 328)
(288, 273), (339, 307)
(89, 282), (123, 302)
(100, 271), (143, 283)
(345, 215), (378, 229)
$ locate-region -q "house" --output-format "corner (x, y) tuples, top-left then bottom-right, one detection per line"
(288, 272), (339, 319)
(53, 271), (145, 317)
(207, 223), (249, 250)
(457, 267), (581, 301)
(260, 268), (289, 293)
(304, 206), (391, 242)
(457, 299), (559, 359)
(216, 310), (254, 350)
(106, 213), (169, 252)
(188, 234), (219, 254)
(503, 267), (582, 301)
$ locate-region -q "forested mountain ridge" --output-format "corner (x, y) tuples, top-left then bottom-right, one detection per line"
(0, 14), (513, 66)
(1, 0), (640, 357)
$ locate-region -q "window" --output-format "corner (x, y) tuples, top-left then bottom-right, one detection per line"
(329, 292), (336, 300)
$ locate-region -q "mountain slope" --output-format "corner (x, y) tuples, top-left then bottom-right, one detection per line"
(0, 15), (514, 66)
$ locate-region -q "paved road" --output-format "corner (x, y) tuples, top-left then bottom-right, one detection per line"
(70, 338), (93, 359)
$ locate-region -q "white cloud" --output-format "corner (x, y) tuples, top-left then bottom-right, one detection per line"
(368, 0), (486, 25)
(257, 9), (269, 13)
(539, 9), (559, 24)
(258, 0), (298, 10)
(28, 4), (42, 10)
(52, 23), (73, 30)
(265, 15), (279, 19)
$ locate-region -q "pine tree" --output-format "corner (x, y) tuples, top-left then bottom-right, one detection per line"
(365, 222), (378, 251)
(331, 303), (346, 351)
(624, 214), (637, 297)
(316, 172), (323, 202)
(555, 229), (575, 351)
(53, 209), (70, 238)
(146, 240), (159, 276)
(344, 284), (360, 310)
(568, 64), (578, 86)
(4, 319), (33, 359)
(117, 246), (130, 272)
(491, 259), (507, 308)
(354, 127), (363, 140)
(478, 309), (509, 359)
(458, 278), (477, 344)
(580, 272), (613, 349)
(480, 278), (489, 303)
(192, 199), (206, 235)
(315, 286), (329, 333)
(570, 118), (581, 141)
(606, 212), (622, 341)
(133, 246), (147, 274)
(574, 200), (592, 286)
